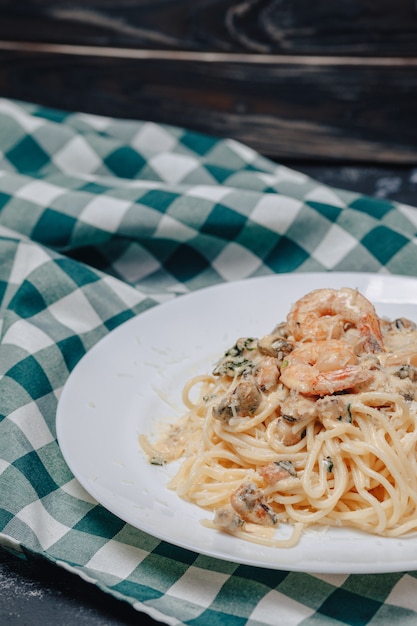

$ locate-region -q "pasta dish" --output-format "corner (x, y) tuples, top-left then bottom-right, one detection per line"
(140, 287), (417, 548)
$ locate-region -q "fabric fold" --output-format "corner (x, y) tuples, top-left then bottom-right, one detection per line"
(1, 98), (417, 625)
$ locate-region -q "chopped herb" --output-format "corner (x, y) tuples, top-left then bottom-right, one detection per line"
(282, 414), (297, 423)
(224, 337), (257, 358)
(213, 337), (259, 376)
(261, 502), (278, 525)
(274, 460), (297, 477)
(337, 403), (352, 423)
(323, 456), (334, 473)
(213, 356), (255, 376)
(150, 456), (166, 466)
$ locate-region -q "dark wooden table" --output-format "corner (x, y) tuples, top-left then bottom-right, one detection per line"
(0, 0), (416, 165)
(0, 1), (417, 624)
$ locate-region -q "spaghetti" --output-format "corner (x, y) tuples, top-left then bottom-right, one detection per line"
(140, 287), (417, 547)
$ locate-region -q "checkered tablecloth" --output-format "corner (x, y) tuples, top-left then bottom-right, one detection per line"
(1, 97), (417, 625)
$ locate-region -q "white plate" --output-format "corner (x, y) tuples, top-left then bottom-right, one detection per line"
(56, 272), (417, 574)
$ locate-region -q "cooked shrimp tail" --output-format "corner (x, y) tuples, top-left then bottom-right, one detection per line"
(287, 287), (384, 353)
(280, 339), (374, 396)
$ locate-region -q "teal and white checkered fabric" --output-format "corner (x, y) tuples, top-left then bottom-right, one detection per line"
(2, 97), (417, 625)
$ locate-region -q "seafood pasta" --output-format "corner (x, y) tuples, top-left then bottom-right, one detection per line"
(140, 287), (417, 548)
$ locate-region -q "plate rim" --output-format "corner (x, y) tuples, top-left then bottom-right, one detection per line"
(56, 271), (417, 574)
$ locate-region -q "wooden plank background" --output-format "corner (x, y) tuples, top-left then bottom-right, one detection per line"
(0, 0), (416, 163)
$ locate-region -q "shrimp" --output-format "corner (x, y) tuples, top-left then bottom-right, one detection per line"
(286, 287), (384, 353)
(280, 339), (374, 396)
